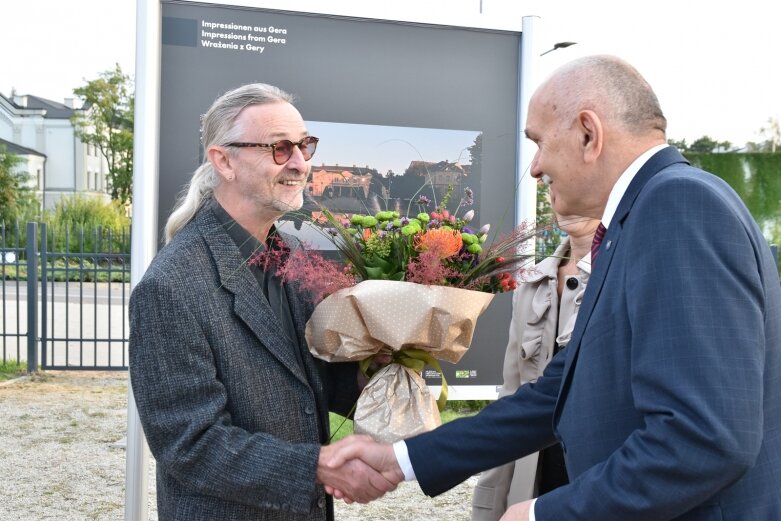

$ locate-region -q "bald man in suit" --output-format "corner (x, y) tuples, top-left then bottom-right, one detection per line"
(326, 55), (781, 521)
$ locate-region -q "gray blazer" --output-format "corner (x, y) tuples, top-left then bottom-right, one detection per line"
(129, 205), (358, 521)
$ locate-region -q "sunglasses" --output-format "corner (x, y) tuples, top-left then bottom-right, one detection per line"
(226, 136), (319, 165)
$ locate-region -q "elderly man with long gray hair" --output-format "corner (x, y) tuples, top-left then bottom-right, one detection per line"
(129, 83), (395, 521)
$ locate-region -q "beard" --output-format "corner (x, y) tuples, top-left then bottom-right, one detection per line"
(271, 187), (305, 214)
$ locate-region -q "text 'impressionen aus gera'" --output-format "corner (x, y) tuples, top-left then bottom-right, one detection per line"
(200, 19), (288, 54)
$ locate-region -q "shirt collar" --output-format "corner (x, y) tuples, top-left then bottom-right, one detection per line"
(601, 143), (668, 228)
(208, 198), (279, 261)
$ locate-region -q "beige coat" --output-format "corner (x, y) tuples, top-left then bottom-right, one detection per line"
(471, 238), (591, 521)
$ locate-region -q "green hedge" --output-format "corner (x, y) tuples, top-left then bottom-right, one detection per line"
(685, 153), (780, 234)
(685, 153), (780, 272)
(1, 257), (129, 283)
(44, 195), (131, 254)
(1, 195), (131, 254)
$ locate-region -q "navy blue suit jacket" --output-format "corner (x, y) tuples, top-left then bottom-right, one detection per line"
(406, 147), (781, 520)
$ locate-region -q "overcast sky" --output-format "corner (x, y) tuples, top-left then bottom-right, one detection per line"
(2, 0), (778, 147)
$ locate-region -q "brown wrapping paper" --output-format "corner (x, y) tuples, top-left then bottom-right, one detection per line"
(353, 364), (441, 443)
(305, 280), (494, 442)
(305, 280), (494, 363)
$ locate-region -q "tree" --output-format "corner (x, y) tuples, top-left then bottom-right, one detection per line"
(689, 135), (718, 154)
(667, 138), (689, 152)
(535, 182), (559, 261)
(71, 64), (134, 204)
(759, 117), (780, 153)
(0, 144), (37, 224)
(717, 140), (733, 152)
(467, 133), (482, 175)
(465, 132), (482, 220)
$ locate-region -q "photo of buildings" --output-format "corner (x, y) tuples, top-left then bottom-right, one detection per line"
(279, 120), (482, 247)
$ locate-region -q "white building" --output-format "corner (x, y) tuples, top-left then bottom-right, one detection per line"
(0, 92), (110, 210)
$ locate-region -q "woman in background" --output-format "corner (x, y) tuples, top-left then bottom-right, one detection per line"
(471, 213), (600, 521)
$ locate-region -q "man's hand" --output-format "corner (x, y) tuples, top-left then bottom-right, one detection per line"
(317, 435), (398, 503)
(320, 434), (404, 501)
(500, 500), (533, 521)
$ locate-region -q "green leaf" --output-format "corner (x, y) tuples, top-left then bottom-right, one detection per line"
(365, 254), (394, 272)
(364, 266), (388, 279)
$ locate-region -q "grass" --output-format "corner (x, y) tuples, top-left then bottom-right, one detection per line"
(329, 413), (355, 442)
(328, 401), (485, 443)
(0, 359), (26, 381)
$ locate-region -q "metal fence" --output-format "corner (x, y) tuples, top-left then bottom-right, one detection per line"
(1, 221), (778, 374)
(0, 222), (131, 371)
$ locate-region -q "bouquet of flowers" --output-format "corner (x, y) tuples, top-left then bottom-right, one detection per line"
(256, 188), (535, 442)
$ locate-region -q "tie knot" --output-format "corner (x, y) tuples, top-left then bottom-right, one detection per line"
(591, 222), (607, 264)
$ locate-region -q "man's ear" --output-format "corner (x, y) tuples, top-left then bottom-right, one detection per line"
(207, 146), (235, 181)
(577, 110), (603, 163)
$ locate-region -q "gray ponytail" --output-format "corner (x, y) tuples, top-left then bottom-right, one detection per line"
(163, 83), (295, 243)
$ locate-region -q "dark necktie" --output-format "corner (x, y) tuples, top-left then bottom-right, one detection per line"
(591, 222), (607, 265)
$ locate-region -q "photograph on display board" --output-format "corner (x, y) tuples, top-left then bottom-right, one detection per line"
(275, 121), (482, 249)
(159, 0), (522, 392)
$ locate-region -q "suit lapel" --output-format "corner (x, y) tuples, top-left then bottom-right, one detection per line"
(554, 147), (689, 421)
(197, 210), (310, 386)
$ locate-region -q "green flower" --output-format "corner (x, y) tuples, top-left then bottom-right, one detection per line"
(314, 202), (538, 295)
(461, 233), (478, 245)
(401, 224), (419, 236)
(365, 233), (392, 258)
(361, 216), (378, 228)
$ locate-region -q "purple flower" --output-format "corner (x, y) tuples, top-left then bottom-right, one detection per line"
(462, 187), (474, 206)
(416, 195), (431, 207)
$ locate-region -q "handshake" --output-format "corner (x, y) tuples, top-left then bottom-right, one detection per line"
(315, 435), (534, 520)
(316, 435), (404, 504)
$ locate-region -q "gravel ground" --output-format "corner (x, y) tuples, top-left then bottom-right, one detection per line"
(0, 371), (477, 520)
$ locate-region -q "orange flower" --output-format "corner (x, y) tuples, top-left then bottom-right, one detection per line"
(416, 229), (463, 258)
